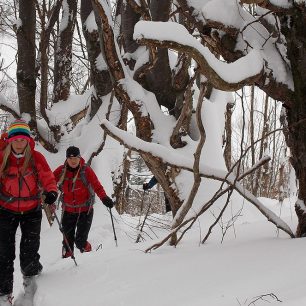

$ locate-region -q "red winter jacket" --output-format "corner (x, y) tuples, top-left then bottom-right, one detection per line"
(53, 158), (107, 213)
(0, 150), (57, 213)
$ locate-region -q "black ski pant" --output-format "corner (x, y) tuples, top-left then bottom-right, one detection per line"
(61, 209), (93, 252)
(0, 209), (42, 295)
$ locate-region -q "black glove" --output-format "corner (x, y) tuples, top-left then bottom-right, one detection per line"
(143, 183), (149, 191)
(43, 191), (58, 205)
(102, 196), (114, 208)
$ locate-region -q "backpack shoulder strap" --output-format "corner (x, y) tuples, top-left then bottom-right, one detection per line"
(30, 154), (41, 189)
(57, 166), (66, 191)
(80, 163), (95, 205)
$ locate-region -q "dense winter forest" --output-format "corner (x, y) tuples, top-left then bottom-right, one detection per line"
(1, 0), (306, 249)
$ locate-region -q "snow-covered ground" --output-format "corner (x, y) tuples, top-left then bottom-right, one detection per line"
(11, 193), (304, 306)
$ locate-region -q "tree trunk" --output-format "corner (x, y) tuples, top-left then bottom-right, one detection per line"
(81, 0), (112, 118)
(114, 150), (131, 214)
(249, 85), (255, 194)
(53, 0), (77, 103)
(224, 102), (234, 170)
(38, 0), (63, 122)
(121, 1), (140, 55)
(143, 0), (176, 112)
(280, 12), (306, 237)
(16, 0), (36, 129)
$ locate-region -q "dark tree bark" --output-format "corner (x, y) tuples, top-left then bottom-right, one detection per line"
(279, 10), (306, 237)
(224, 102), (234, 170)
(121, 1), (140, 55)
(53, 0), (77, 103)
(16, 0), (36, 130)
(120, 0), (177, 112)
(81, 0), (112, 118)
(37, 0), (63, 122)
(143, 0), (176, 112)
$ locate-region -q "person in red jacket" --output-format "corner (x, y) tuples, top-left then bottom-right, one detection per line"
(0, 119), (58, 305)
(53, 146), (114, 258)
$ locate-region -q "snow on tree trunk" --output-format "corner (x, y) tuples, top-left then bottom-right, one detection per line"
(81, 0), (112, 118)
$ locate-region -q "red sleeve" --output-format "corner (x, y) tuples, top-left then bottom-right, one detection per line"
(53, 165), (64, 183)
(0, 133), (8, 151)
(34, 151), (58, 192)
(85, 166), (107, 201)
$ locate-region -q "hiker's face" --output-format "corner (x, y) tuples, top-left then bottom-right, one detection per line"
(11, 138), (28, 154)
(67, 157), (80, 168)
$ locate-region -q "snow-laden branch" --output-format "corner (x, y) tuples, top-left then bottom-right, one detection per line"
(101, 119), (294, 238)
(134, 21), (264, 91)
(46, 90), (92, 126)
(177, 0), (294, 105)
(92, 0), (154, 141)
(146, 157), (272, 252)
(239, 0), (293, 12)
(0, 94), (20, 118)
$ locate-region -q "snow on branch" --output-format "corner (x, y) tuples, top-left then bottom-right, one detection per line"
(0, 94), (20, 118)
(240, 0), (293, 12)
(145, 155), (285, 252)
(46, 91), (92, 126)
(177, 0), (294, 105)
(134, 21), (264, 91)
(101, 119), (294, 238)
(92, 0), (154, 141)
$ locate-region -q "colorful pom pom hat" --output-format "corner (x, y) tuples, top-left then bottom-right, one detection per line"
(7, 119), (31, 142)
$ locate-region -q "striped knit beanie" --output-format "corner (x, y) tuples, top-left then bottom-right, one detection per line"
(7, 119), (31, 142)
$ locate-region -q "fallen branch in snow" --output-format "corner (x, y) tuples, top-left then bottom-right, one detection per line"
(246, 292), (282, 305)
(101, 120), (294, 241)
(202, 187), (234, 244)
(179, 155), (273, 245)
(146, 155), (277, 252)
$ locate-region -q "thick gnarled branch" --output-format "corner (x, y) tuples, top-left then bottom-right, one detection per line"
(136, 36), (263, 92)
(177, 0), (294, 106)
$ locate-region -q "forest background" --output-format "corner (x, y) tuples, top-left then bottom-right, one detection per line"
(0, 1), (306, 304)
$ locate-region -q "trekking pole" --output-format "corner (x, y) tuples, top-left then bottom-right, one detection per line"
(53, 212), (78, 266)
(108, 208), (118, 247)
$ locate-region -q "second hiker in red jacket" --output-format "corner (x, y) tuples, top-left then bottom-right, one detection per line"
(53, 146), (114, 258)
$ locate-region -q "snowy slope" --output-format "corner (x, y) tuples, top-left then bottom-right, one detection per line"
(11, 195), (305, 306)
